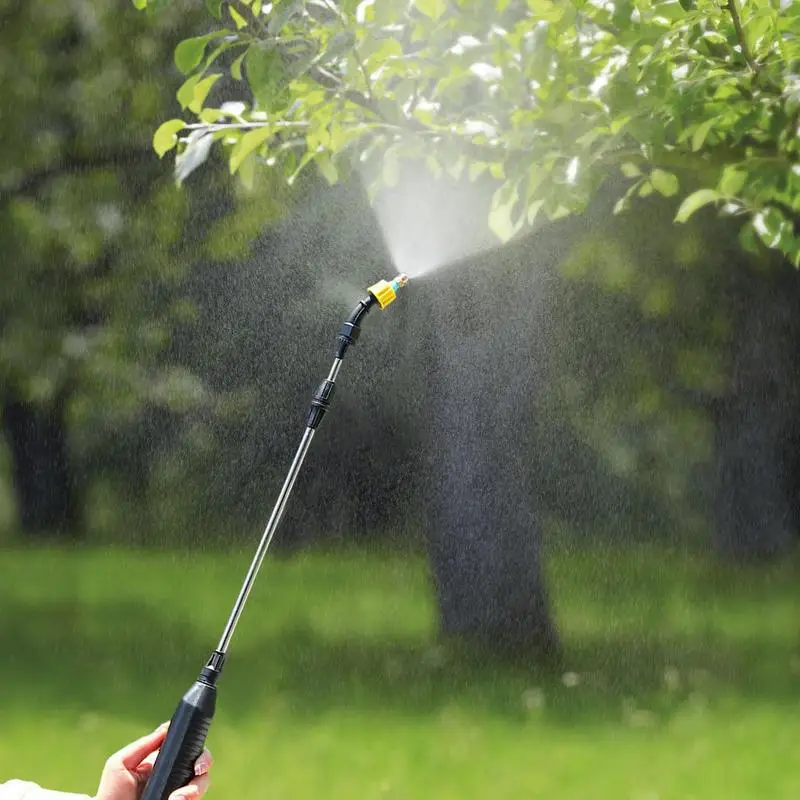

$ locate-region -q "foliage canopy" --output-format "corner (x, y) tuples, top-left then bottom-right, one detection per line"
(137, 0), (800, 264)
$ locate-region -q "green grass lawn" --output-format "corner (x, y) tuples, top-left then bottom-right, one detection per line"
(0, 541), (797, 799)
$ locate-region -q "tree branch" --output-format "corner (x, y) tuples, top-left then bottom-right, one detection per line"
(726, 0), (759, 74)
(228, 0), (506, 162)
(352, 48), (374, 102)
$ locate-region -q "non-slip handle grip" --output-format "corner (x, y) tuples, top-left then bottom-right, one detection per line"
(141, 679), (217, 800)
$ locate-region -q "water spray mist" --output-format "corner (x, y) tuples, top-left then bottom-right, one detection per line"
(141, 274), (409, 800)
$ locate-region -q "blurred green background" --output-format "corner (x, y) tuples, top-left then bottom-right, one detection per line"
(1, 546), (797, 798)
(0, 3), (798, 798)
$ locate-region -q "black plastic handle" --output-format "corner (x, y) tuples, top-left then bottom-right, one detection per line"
(141, 678), (217, 800)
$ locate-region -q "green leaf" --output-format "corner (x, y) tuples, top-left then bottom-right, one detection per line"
(204, 40), (235, 71)
(527, 198), (545, 225)
(528, 0), (564, 22)
(229, 5), (248, 29)
(188, 74), (222, 113)
(753, 207), (790, 249)
(268, 0), (305, 33)
(674, 189), (721, 223)
(175, 33), (221, 75)
(287, 151), (316, 185)
(205, 0), (223, 18)
(229, 126), (273, 174)
(738, 221), (760, 255)
(153, 119), (186, 158)
(246, 45), (285, 110)
(177, 76), (199, 110)
(132, 0), (148, 8)
(446, 156), (466, 181)
(526, 165), (546, 202)
(549, 205), (572, 221)
(383, 150), (401, 187)
(314, 31), (356, 69)
(199, 107), (225, 123)
(650, 169), (679, 197)
(355, 0), (376, 23)
(412, 0), (447, 20)
(238, 152), (256, 189)
(691, 117), (717, 152)
(231, 50), (247, 81)
(620, 162), (642, 178)
(610, 116), (631, 135)
(719, 167), (747, 196)
(469, 163), (487, 182)
(426, 155), (443, 179)
(489, 184), (522, 242)
(316, 153), (338, 184)
(745, 11), (774, 56)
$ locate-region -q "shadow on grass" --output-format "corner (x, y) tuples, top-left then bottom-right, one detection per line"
(1, 599), (797, 729)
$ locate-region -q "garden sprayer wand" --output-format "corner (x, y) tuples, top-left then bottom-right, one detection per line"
(141, 273), (410, 800)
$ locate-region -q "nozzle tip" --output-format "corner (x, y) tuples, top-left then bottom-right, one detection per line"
(369, 274), (409, 309)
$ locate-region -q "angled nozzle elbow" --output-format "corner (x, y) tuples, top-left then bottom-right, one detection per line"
(334, 274), (409, 359)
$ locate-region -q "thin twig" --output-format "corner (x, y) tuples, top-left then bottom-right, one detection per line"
(315, 0), (374, 99)
(318, 0), (346, 23)
(184, 121), (308, 131)
(353, 49), (374, 101)
(726, 0), (759, 73)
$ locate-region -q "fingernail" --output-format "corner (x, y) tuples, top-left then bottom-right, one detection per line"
(194, 756), (209, 776)
(156, 721), (170, 732)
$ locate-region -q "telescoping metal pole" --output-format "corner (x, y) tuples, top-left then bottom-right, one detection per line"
(215, 356), (343, 654)
(140, 274), (409, 800)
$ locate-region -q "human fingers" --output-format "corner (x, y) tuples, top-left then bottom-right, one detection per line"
(131, 747), (161, 788)
(110, 722), (170, 771)
(193, 749), (213, 778)
(167, 771), (211, 800)
(137, 746), (212, 798)
(167, 749), (212, 800)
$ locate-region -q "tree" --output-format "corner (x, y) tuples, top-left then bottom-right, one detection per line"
(133, 0), (799, 646)
(537, 185), (800, 559)
(0, 2), (285, 537)
(419, 219), (562, 656)
(141, 0), (799, 263)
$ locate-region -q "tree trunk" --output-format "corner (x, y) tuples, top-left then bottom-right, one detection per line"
(421, 267), (560, 660)
(2, 393), (80, 537)
(370, 160), (561, 658)
(713, 262), (800, 559)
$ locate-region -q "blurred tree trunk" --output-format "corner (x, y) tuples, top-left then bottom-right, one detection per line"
(712, 260), (800, 559)
(421, 262), (560, 660)
(2, 392), (80, 537)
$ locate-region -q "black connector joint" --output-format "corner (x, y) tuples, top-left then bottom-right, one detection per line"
(309, 293), (377, 429)
(334, 295), (376, 359)
(335, 321), (361, 358)
(199, 650), (226, 686)
(306, 379), (336, 430)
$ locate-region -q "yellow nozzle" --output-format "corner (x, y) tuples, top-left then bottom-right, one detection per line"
(367, 273), (409, 309)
